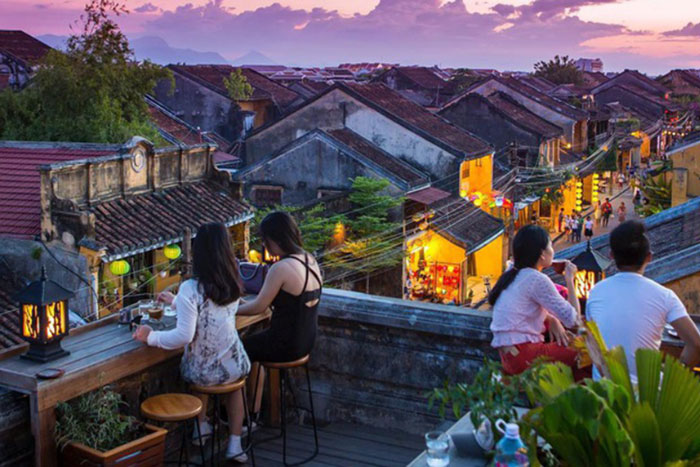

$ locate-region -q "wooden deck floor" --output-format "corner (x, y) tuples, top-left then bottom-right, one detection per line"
(172, 422), (422, 467)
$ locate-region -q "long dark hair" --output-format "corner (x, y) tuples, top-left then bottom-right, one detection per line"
(192, 223), (242, 306)
(488, 225), (550, 306)
(260, 211), (304, 256)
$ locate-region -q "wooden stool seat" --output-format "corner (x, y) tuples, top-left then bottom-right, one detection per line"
(141, 393), (202, 423)
(191, 376), (247, 395)
(261, 354), (310, 369)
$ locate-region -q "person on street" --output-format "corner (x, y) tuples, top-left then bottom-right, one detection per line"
(584, 216), (594, 241)
(594, 201), (602, 228)
(586, 221), (700, 382)
(558, 208), (565, 233)
(602, 198), (613, 227)
(576, 214), (584, 242)
(617, 202), (627, 224)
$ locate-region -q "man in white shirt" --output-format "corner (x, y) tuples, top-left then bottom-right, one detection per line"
(586, 220), (700, 381)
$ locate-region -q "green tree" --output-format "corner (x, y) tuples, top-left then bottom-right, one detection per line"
(448, 68), (483, 93)
(223, 69), (253, 101)
(0, 0), (171, 143)
(533, 55), (583, 85)
(331, 177), (404, 293)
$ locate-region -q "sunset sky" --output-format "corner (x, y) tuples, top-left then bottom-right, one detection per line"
(3, 0), (700, 73)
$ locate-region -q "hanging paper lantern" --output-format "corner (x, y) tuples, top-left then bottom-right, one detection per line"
(459, 189), (468, 198)
(109, 260), (130, 276)
(473, 198), (482, 207)
(495, 196), (504, 207)
(163, 244), (182, 260)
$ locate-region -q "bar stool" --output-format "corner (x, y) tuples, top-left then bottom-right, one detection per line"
(255, 354), (319, 466)
(141, 393), (207, 467)
(190, 376), (255, 466)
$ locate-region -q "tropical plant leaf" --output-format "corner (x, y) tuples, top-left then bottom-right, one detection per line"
(627, 402), (662, 467)
(605, 345), (633, 397)
(636, 348), (662, 407)
(655, 355), (700, 462)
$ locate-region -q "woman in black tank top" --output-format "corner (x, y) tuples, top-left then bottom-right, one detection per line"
(238, 212), (322, 363)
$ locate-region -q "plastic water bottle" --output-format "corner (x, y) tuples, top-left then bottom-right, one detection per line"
(494, 420), (528, 467)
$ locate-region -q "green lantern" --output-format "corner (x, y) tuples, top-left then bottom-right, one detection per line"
(163, 244), (182, 260)
(109, 260), (130, 276)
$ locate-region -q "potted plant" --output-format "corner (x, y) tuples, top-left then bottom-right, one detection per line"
(429, 360), (537, 454)
(55, 387), (167, 466)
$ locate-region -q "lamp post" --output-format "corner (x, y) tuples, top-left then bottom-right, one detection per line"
(14, 267), (74, 362)
(571, 241), (612, 309)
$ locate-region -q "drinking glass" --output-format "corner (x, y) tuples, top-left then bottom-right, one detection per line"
(425, 430), (450, 467)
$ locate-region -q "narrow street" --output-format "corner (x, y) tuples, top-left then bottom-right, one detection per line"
(554, 183), (640, 251)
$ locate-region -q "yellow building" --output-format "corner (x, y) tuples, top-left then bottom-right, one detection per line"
(666, 133), (700, 206)
(459, 153), (494, 210)
(405, 187), (505, 305)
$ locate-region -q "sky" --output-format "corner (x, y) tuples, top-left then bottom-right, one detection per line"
(3, 0), (700, 73)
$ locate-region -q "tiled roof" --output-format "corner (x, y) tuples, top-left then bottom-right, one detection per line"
(146, 96), (204, 145)
(486, 92), (563, 138)
(582, 71), (609, 89)
(327, 128), (428, 186)
(554, 197), (700, 284)
(393, 66), (448, 90)
(88, 181), (251, 259)
(168, 64), (300, 108)
(0, 142), (118, 239)
(591, 69), (670, 98)
(598, 83), (680, 113)
(495, 75), (589, 121)
(406, 186), (451, 205)
(341, 83), (492, 158)
(428, 195), (504, 253)
(517, 75), (557, 92)
(0, 30), (52, 67)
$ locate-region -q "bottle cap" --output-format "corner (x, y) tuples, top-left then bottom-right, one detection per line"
(505, 423), (519, 438)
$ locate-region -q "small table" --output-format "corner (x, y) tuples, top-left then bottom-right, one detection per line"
(407, 415), (486, 467)
(0, 309), (271, 467)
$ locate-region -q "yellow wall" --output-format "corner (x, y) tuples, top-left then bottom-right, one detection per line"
(670, 143), (700, 197)
(409, 230), (466, 265)
(559, 179), (577, 216)
(631, 131), (651, 159)
(238, 100), (271, 128)
(460, 153), (493, 206)
(472, 232), (504, 280)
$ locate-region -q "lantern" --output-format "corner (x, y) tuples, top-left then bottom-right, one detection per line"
(570, 241), (612, 308)
(109, 260), (130, 276)
(14, 267), (73, 362)
(163, 244), (182, 260)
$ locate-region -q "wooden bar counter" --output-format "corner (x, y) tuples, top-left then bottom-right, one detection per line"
(0, 310), (271, 467)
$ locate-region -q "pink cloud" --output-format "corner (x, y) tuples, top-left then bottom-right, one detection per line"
(664, 22), (700, 36)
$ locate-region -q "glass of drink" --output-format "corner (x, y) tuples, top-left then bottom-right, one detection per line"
(149, 304), (164, 329)
(425, 431), (450, 467)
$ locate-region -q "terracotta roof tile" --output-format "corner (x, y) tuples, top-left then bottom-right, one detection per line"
(168, 64), (300, 108)
(393, 66), (448, 90)
(406, 186), (451, 205)
(0, 284), (23, 350)
(486, 92), (563, 138)
(0, 144), (117, 239)
(495, 76), (589, 121)
(0, 30), (52, 67)
(427, 195), (504, 253)
(88, 182), (251, 258)
(146, 98), (204, 145)
(341, 83), (491, 158)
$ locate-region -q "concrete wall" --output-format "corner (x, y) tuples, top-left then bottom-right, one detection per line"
(239, 134), (405, 207)
(245, 89), (461, 186)
(153, 74), (244, 142)
(669, 143), (700, 198)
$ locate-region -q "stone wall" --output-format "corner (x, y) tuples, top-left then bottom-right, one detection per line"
(304, 289), (495, 434)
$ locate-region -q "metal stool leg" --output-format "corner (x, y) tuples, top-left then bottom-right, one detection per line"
(193, 417), (207, 467)
(178, 421), (187, 467)
(304, 364), (319, 460)
(212, 395), (219, 466)
(242, 387), (256, 466)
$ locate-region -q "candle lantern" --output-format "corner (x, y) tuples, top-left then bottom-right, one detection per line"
(571, 241), (612, 308)
(14, 267), (73, 362)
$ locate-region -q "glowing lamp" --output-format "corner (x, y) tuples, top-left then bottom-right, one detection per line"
(576, 182), (583, 188)
(249, 249), (262, 263)
(14, 267), (73, 362)
(473, 198), (482, 207)
(460, 189), (467, 198)
(163, 244), (182, 260)
(570, 241), (612, 308)
(495, 196), (504, 207)
(109, 260), (130, 276)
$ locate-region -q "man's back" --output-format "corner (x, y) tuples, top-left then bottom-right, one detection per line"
(586, 272), (688, 379)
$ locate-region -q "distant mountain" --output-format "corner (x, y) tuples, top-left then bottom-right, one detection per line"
(231, 50), (278, 66)
(130, 36), (228, 64)
(37, 34), (228, 65)
(37, 34), (67, 50)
